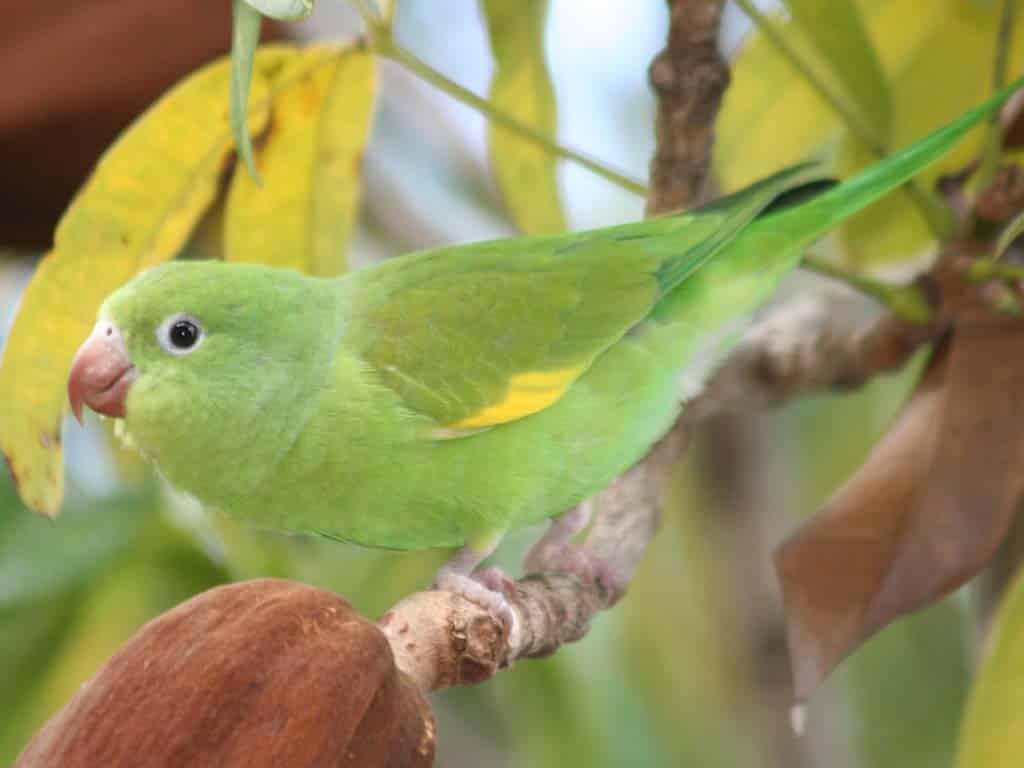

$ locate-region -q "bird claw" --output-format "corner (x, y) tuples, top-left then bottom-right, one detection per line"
(434, 567), (516, 635)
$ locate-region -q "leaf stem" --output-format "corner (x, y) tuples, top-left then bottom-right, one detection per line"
(995, 0), (1017, 94)
(351, 4), (647, 196)
(977, 0), (1017, 193)
(968, 258), (1024, 283)
(733, 0), (880, 150)
(995, 209), (1024, 261)
(349, 0), (381, 25)
(231, 0), (264, 183)
(802, 254), (934, 323)
(734, 0), (954, 240)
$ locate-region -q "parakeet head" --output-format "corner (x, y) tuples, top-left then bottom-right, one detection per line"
(67, 260), (340, 499)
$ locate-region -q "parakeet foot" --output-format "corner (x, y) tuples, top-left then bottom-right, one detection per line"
(433, 537), (517, 636)
(523, 502), (618, 596)
(434, 568), (516, 632)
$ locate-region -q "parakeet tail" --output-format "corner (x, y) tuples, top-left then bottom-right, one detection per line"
(761, 76), (1024, 249)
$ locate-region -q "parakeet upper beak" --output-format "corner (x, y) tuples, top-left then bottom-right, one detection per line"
(67, 321), (136, 424)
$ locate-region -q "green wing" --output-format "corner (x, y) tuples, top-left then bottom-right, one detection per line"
(349, 241), (658, 431)
(341, 163), (824, 432)
(339, 79), (1024, 434)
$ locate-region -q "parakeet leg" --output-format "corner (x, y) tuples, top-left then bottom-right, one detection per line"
(523, 500), (609, 586)
(433, 531), (515, 632)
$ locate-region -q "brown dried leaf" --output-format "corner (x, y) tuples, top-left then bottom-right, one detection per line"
(778, 316), (1024, 700)
(873, 315), (1024, 619)
(15, 579), (436, 767)
(776, 339), (949, 700)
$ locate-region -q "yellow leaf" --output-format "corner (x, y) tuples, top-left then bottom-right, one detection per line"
(0, 49), (289, 516)
(717, 0), (1024, 268)
(224, 44), (376, 276)
(783, 0), (892, 143)
(718, 0), (963, 189)
(837, 1), (1024, 267)
(956, 566), (1024, 768)
(716, 10), (842, 190)
(481, 0), (565, 234)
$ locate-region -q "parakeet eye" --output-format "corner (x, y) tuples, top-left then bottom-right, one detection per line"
(157, 314), (204, 355)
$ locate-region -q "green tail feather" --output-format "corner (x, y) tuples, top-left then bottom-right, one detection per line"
(653, 161), (828, 293)
(757, 75), (1024, 249)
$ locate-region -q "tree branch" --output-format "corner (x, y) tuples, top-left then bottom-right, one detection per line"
(646, 0), (729, 215)
(375, 0), (948, 696)
(380, 0), (731, 692)
(379, 426), (684, 691)
(685, 286), (943, 423)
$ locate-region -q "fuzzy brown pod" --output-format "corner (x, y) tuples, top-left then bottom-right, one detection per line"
(777, 311), (1024, 701)
(15, 579), (436, 768)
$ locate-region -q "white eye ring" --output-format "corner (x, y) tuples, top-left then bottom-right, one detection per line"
(156, 313), (205, 356)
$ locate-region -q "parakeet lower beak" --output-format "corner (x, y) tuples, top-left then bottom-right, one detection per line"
(67, 321), (136, 424)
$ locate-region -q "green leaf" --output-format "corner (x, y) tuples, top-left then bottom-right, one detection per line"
(225, 44), (377, 276)
(0, 467), (159, 763)
(244, 0), (313, 20)
(480, 0), (566, 234)
(782, 0), (892, 143)
(0, 489), (151, 608)
(0, 592), (84, 764)
(0, 53), (273, 517)
(231, 0), (264, 182)
(956, 566), (1024, 767)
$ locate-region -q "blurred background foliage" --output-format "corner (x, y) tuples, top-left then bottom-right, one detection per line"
(0, 0), (1019, 766)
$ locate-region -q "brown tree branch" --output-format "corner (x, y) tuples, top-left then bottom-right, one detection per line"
(685, 287), (943, 423)
(377, 271), (945, 691)
(380, 0), (731, 693)
(376, 0), (950, 697)
(379, 427), (686, 691)
(647, 0), (730, 215)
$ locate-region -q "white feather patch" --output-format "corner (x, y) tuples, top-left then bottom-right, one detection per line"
(676, 310), (759, 402)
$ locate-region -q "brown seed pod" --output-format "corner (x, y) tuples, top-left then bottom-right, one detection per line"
(15, 579), (436, 767)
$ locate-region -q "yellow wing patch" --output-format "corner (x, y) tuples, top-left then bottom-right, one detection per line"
(448, 365), (586, 429)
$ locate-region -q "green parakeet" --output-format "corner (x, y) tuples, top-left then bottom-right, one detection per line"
(66, 90), (1010, 619)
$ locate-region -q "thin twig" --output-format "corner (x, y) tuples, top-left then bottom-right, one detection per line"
(347, 0), (648, 198)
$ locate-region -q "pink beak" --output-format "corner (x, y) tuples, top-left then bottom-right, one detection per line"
(67, 321), (136, 424)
